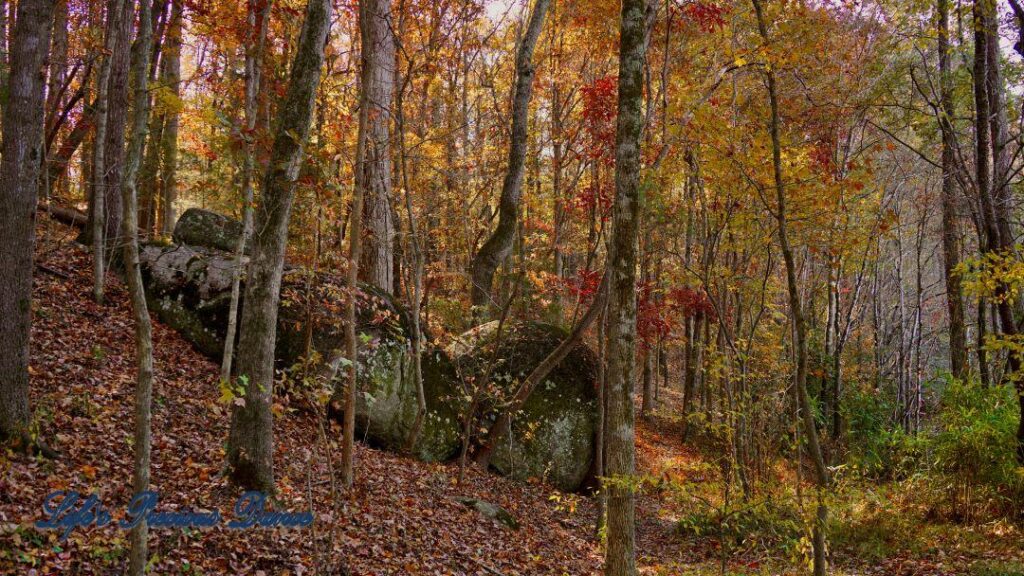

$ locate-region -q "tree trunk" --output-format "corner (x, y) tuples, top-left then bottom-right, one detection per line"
(356, 0), (397, 295)
(226, 0), (332, 492)
(395, 49), (427, 452)
(751, 0), (829, 573)
(937, 0), (967, 380)
(468, 0), (551, 315)
(158, 0), (181, 236)
(121, 0), (155, 572)
(0, 0), (54, 445)
(221, 0), (269, 383)
(641, 347), (654, 419)
(604, 0), (646, 573)
(594, 303), (608, 538)
(42, 0), (67, 203)
(100, 0), (133, 261)
(90, 0), (125, 304)
(972, 0), (1024, 462)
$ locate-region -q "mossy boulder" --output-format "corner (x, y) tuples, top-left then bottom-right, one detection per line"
(140, 212), (462, 463)
(172, 208), (244, 252)
(451, 321), (599, 492)
(139, 243), (237, 359)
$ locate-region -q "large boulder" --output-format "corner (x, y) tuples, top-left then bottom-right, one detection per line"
(172, 207), (244, 252)
(140, 213), (461, 462)
(450, 321), (599, 492)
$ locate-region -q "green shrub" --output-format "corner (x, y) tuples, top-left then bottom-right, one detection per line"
(931, 379), (1024, 521)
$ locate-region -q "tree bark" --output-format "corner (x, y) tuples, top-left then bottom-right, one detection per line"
(226, 0), (332, 492)
(937, 0), (967, 380)
(972, 0), (1024, 462)
(90, 0), (125, 304)
(158, 0), (181, 236)
(604, 0), (646, 573)
(641, 347), (654, 419)
(99, 0), (133, 261)
(120, 0), (155, 572)
(468, 0), (551, 315)
(0, 0), (54, 445)
(751, 0), (829, 573)
(42, 0), (68, 202)
(221, 0), (269, 383)
(356, 0), (397, 295)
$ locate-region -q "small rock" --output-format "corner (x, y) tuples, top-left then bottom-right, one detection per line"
(457, 497), (519, 530)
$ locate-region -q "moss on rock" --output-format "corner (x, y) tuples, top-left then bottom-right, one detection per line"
(452, 321), (599, 492)
(172, 208), (244, 252)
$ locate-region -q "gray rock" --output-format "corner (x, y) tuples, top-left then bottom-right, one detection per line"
(456, 497), (519, 530)
(140, 214), (462, 463)
(451, 321), (599, 492)
(172, 208), (244, 252)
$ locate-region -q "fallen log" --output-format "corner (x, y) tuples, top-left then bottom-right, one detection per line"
(38, 202), (87, 229)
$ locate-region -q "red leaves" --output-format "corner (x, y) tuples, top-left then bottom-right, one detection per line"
(571, 182), (613, 220)
(581, 75), (618, 165)
(562, 267), (603, 303)
(638, 284), (716, 349)
(677, 1), (729, 33)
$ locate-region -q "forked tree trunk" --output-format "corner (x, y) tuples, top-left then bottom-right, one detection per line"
(468, 0), (551, 315)
(226, 0), (332, 492)
(751, 0), (829, 573)
(0, 0), (55, 445)
(604, 0), (646, 573)
(121, 0), (155, 572)
(356, 0), (397, 295)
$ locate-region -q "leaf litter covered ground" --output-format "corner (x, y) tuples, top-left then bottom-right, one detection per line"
(1, 218), (1023, 575)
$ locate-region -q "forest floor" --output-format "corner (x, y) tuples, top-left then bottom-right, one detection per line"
(1, 217), (1023, 575)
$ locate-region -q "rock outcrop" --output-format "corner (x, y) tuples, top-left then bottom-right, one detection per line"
(450, 321), (599, 492)
(139, 211), (600, 490)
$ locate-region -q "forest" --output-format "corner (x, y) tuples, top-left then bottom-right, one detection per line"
(1, 0), (1023, 573)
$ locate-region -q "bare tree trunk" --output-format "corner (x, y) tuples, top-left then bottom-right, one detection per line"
(937, 0), (967, 380)
(0, 0), (54, 446)
(91, 0), (125, 304)
(641, 347), (654, 419)
(604, 0), (646, 572)
(356, 0), (396, 294)
(973, 0), (1024, 462)
(395, 52), (427, 451)
(978, 294), (990, 386)
(100, 0), (133, 262)
(468, 0), (551, 315)
(340, 0), (385, 488)
(751, 0), (829, 573)
(158, 0), (180, 236)
(42, 0), (67, 203)
(226, 0), (332, 492)
(0, 0), (7, 115)
(221, 0), (269, 383)
(594, 303), (607, 538)
(121, 0), (155, 572)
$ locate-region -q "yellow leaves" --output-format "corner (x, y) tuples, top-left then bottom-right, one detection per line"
(79, 465), (97, 480)
(958, 251), (1024, 305)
